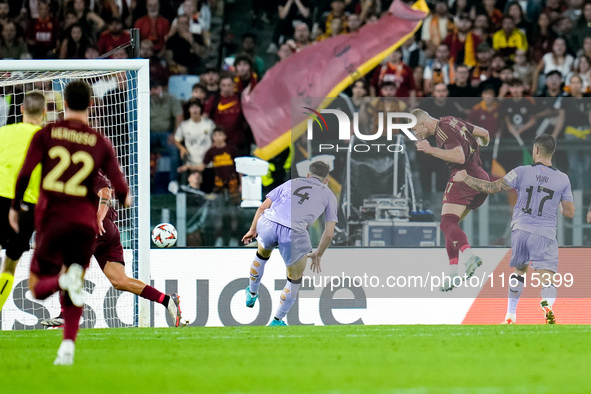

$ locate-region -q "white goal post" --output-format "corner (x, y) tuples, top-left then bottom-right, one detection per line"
(0, 59), (151, 329)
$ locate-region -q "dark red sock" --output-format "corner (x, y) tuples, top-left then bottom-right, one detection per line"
(33, 275), (60, 299)
(440, 214), (469, 264)
(61, 292), (82, 341)
(140, 285), (168, 306)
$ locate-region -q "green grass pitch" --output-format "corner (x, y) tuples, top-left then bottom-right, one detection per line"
(1, 325), (589, 393)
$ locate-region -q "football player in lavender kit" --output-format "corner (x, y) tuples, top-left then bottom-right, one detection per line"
(411, 108), (491, 291)
(454, 135), (575, 324)
(241, 161), (337, 326)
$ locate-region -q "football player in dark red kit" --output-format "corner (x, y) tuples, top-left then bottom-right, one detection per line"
(42, 170), (184, 328)
(9, 80), (130, 365)
(411, 108), (490, 292)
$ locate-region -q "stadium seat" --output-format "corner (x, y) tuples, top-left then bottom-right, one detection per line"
(167, 75), (200, 101)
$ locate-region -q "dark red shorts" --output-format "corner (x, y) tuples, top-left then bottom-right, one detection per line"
(30, 222), (96, 277)
(443, 167), (490, 210)
(94, 218), (125, 270)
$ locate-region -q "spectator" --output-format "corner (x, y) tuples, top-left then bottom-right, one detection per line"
(58, 22), (90, 59)
(65, 0), (105, 41)
(346, 12), (361, 33)
(0, 1), (10, 25)
(191, 82), (208, 102)
(468, 85), (500, 137)
(150, 79), (184, 193)
(0, 21), (29, 59)
(448, 64), (478, 97)
(513, 49), (535, 93)
(272, 0), (311, 48)
(553, 74), (591, 190)
(566, 54), (591, 92)
(139, 38), (170, 84)
(492, 15), (528, 58)
(349, 77), (369, 112)
(501, 78), (537, 139)
(506, 1), (531, 36)
(532, 37), (574, 95)
(169, 0), (205, 41)
(228, 32), (266, 77)
(204, 73), (248, 155)
(292, 21), (312, 50)
(442, 12), (481, 66)
(401, 35), (425, 69)
(370, 48), (415, 99)
(534, 70), (564, 137)
(97, 17), (131, 57)
(84, 44), (99, 58)
(316, 14), (346, 41)
(423, 44), (455, 96)
(421, 0), (453, 50)
(199, 126), (241, 247)
(319, 0), (347, 38)
(482, 0), (503, 30)
(165, 13), (206, 75)
(277, 41), (295, 62)
(575, 35), (591, 60)
(175, 97), (215, 179)
(528, 12), (555, 64)
(569, 2), (591, 50)
(495, 64), (516, 98)
(563, 0), (584, 24)
(26, 1), (60, 59)
(477, 52), (506, 95)
(470, 42), (493, 88)
(233, 54), (258, 95)
(134, 0), (170, 57)
(472, 13), (492, 43)
(94, 0), (130, 23)
(200, 67), (220, 99)
(543, 0), (566, 22)
(413, 65), (426, 98)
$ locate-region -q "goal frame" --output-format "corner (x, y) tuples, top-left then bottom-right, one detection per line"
(0, 59), (151, 327)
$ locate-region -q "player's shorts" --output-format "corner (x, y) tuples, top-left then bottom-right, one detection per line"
(0, 196), (35, 261)
(256, 216), (312, 266)
(30, 221), (96, 277)
(94, 218), (125, 270)
(509, 229), (558, 272)
(444, 167), (490, 210)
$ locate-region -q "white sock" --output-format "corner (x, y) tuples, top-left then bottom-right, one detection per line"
(541, 283), (557, 307)
(459, 247), (474, 266)
(449, 264), (458, 276)
(274, 278), (301, 320)
(507, 274), (524, 314)
(248, 253), (269, 294)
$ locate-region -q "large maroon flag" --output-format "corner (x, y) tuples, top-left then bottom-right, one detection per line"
(242, 0), (428, 160)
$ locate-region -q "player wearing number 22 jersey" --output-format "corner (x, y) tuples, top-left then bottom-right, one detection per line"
(454, 135), (575, 325)
(10, 81), (129, 366)
(412, 109), (491, 291)
(241, 161), (337, 326)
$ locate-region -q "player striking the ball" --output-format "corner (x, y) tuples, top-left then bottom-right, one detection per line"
(10, 81), (130, 365)
(41, 170), (184, 328)
(0, 91), (45, 312)
(241, 161), (337, 326)
(454, 135), (575, 324)
(411, 108), (490, 291)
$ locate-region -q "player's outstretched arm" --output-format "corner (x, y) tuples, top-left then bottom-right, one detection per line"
(453, 170), (513, 194)
(471, 126), (490, 147)
(560, 201), (575, 219)
(308, 221), (336, 274)
(242, 198), (272, 244)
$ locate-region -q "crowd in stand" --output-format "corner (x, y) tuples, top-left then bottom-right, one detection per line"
(1, 0), (590, 246)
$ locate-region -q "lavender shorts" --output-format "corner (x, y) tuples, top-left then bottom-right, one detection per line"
(509, 230), (559, 272)
(256, 216), (312, 266)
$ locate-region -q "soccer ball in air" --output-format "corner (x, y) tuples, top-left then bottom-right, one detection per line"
(151, 223), (178, 248)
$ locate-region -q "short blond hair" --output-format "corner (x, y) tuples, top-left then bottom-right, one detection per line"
(411, 108), (430, 124)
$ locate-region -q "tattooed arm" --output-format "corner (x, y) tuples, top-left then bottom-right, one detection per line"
(453, 170), (514, 194)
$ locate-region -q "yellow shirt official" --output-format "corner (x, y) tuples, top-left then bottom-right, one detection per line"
(0, 122), (42, 204)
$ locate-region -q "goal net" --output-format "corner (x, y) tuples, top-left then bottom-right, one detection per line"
(0, 60), (150, 330)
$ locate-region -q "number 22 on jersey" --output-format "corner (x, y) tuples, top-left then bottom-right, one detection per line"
(42, 146), (95, 197)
